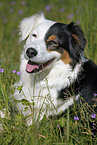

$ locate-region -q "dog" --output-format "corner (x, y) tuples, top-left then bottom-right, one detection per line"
(13, 13), (97, 126)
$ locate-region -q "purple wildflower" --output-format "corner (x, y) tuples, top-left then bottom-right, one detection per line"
(17, 71), (21, 75)
(74, 116), (79, 120)
(57, 124), (59, 128)
(67, 13), (74, 19)
(12, 70), (16, 74)
(59, 8), (65, 13)
(1, 15), (6, 19)
(0, 68), (4, 73)
(3, 19), (8, 24)
(93, 123), (95, 126)
(92, 132), (94, 135)
(45, 5), (52, 11)
(21, 1), (26, 6)
(91, 113), (96, 118)
(76, 20), (80, 24)
(9, 9), (14, 13)
(77, 137), (79, 140)
(94, 94), (97, 96)
(11, 1), (16, 5)
(1, 59), (3, 63)
(18, 10), (23, 15)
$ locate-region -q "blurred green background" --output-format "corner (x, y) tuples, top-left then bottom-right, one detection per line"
(0, 0), (97, 144)
(0, 0), (97, 68)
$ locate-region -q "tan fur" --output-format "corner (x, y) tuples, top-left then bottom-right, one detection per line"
(61, 49), (72, 64)
(47, 35), (57, 42)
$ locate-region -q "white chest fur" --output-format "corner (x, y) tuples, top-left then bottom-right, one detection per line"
(14, 59), (81, 125)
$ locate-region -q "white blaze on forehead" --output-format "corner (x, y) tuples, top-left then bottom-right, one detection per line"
(19, 13), (55, 41)
(32, 20), (56, 39)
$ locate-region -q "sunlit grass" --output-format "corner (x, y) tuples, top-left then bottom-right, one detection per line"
(0, 0), (97, 144)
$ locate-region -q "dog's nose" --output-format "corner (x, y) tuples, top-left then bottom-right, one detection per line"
(26, 48), (37, 58)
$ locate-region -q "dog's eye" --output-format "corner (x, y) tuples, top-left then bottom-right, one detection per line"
(32, 34), (37, 37)
(48, 40), (58, 46)
(48, 40), (59, 48)
(47, 40), (59, 51)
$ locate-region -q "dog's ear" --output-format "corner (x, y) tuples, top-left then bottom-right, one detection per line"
(19, 13), (45, 41)
(67, 22), (87, 62)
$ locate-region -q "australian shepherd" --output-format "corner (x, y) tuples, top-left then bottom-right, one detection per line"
(13, 14), (97, 126)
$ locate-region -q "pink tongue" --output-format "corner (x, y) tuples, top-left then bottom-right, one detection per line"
(26, 63), (39, 72)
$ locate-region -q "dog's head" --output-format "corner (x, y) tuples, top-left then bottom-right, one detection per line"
(19, 14), (86, 74)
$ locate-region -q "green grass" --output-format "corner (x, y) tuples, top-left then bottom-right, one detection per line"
(0, 0), (97, 144)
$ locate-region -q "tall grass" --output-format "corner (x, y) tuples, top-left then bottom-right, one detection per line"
(0, 0), (97, 144)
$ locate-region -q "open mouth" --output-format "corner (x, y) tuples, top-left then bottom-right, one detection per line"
(26, 58), (55, 73)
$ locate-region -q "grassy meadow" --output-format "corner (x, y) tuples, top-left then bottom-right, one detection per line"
(0, 0), (97, 144)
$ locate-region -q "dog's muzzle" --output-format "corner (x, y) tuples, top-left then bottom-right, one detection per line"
(25, 47), (54, 73)
(25, 47), (55, 74)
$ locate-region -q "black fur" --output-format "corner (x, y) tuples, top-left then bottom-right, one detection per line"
(45, 23), (97, 113)
(58, 60), (97, 112)
(45, 22), (87, 65)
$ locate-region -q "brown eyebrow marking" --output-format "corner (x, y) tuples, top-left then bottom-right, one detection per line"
(47, 35), (57, 43)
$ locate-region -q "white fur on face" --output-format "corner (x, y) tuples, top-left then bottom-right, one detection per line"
(20, 14), (62, 66)
(19, 14), (46, 41)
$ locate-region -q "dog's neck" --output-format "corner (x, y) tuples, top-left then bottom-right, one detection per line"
(31, 60), (82, 92)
